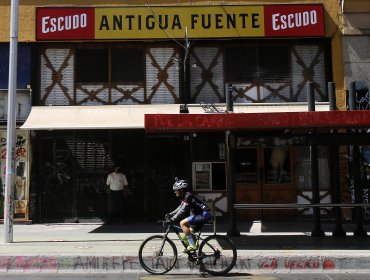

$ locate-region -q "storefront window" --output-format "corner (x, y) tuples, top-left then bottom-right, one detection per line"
(194, 163), (211, 190)
(363, 146), (370, 166)
(192, 133), (225, 161)
(235, 148), (258, 184)
(296, 146), (330, 190)
(264, 147), (291, 184)
(192, 162), (226, 191)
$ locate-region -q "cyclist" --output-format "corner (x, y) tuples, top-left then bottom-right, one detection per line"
(165, 178), (212, 252)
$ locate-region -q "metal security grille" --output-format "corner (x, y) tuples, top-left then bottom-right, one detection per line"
(66, 138), (113, 170)
(35, 130), (183, 221)
(37, 132), (113, 221)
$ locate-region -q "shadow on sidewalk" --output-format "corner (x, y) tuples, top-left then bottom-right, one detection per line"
(89, 222), (166, 234)
(228, 220), (370, 250)
(89, 220), (225, 234)
(230, 235), (370, 250)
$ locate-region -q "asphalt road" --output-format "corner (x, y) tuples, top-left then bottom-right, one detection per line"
(0, 273), (369, 280)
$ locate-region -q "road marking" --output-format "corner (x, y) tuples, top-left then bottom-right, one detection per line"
(323, 274), (334, 280)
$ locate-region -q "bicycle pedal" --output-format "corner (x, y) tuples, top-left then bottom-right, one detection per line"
(199, 272), (207, 278)
(187, 253), (198, 263)
(188, 252), (197, 258)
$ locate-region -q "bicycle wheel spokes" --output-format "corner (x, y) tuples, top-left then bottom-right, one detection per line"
(138, 235), (177, 275)
(198, 235), (237, 276)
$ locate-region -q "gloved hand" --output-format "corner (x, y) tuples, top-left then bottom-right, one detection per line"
(164, 213), (174, 224)
(164, 213), (173, 220)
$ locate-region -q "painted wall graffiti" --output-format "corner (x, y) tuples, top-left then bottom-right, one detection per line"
(346, 83), (370, 220)
(0, 256), (140, 272)
(347, 145), (370, 223)
(355, 86), (369, 111)
(0, 255), (339, 273)
(259, 258), (278, 269)
(363, 188), (370, 221)
(0, 130), (29, 220)
(39, 148), (71, 192)
(256, 257), (336, 271)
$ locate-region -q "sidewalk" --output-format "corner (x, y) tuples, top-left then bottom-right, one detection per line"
(0, 220), (370, 273)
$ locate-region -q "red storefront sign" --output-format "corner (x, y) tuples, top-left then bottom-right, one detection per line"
(36, 7), (95, 40)
(144, 111), (370, 133)
(264, 4), (324, 37)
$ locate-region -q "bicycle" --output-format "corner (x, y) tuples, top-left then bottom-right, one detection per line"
(138, 221), (237, 275)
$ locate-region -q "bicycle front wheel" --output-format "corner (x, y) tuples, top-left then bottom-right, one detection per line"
(138, 235), (178, 275)
(198, 235), (237, 276)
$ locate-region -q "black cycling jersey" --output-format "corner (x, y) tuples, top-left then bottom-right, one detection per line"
(169, 192), (210, 222)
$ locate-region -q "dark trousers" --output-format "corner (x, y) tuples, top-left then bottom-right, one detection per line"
(108, 190), (124, 221)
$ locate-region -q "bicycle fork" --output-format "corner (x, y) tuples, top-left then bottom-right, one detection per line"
(157, 228), (171, 256)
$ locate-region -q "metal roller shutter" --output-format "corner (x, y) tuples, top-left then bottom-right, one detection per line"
(40, 48), (74, 105)
(146, 48), (180, 104)
(190, 47), (224, 103)
(292, 45), (327, 102)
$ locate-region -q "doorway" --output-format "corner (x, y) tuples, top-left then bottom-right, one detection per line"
(235, 146), (296, 220)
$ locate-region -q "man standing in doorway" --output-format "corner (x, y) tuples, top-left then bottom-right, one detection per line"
(106, 166), (128, 224)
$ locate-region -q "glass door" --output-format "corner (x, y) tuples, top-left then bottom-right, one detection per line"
(235, 147), (262, 220)
(235, 146), (296, 221)
(262, 147), (296, 219)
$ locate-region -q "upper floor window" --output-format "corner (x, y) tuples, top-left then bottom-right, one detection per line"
(260, 46), (290, 83)
(75, 47), (145, 84)
(225, 45), (291, 84)
(225, 46), (256, 82)
(111, 48), (145, 83)
(76, 49), (108, 83)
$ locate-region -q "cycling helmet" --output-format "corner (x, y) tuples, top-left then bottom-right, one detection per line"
(172, 177), (187, 191)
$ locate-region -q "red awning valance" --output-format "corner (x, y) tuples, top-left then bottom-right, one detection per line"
(144, 110), (370, 133)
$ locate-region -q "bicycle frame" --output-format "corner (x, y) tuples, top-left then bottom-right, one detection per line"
(166, 223), (204, 244)
(159, 222), (211, 260)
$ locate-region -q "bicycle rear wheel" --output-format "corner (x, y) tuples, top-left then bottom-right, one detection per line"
(138, 235), (178, 275)
(198, 235), (237, 276)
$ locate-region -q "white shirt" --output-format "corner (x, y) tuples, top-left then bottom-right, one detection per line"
(106, 172), (128, 191)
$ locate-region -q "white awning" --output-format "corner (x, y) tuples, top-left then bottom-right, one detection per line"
(20, 105), (181, 130)
(21, 103), (329, 130)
